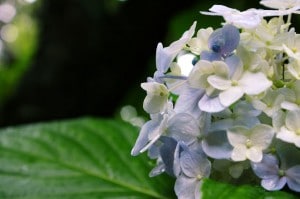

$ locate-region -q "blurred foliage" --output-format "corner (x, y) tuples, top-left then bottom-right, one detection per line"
(0, 0), (39, 107)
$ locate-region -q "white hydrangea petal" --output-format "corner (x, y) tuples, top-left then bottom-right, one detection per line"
(225, 10), (261, 29)
(219, 87), (244, 107)
(277, 126), (296, 144)
(252, 99), (268, 112)
(295, 137), (300, 147)
(260, 0), (300, 9)
(208, 5), (238, 15)
(272, 110), (286, 132)
(239, 72), (272, 95)
(198, 94), (227, 113)
(141, 82), (169, 114)
(143, 94), (168, 114)
(213, 61), (230, 76)
(231, 145), (247, 161)
(141, 82), (169, 95)
(286, 165), (300, 192)
(251, 124), (274, 149)
(287, 63), (300, 80)
(188, 61), (214, 88)
(227, 126), (248, 146)
(281, 101), (300, 111)
(286, 110), (300, 131)
(201, 5), (262, 29)
(247, 147), (263, 162)
(207, 75), (232, 90)
(261, 176), (287, 191)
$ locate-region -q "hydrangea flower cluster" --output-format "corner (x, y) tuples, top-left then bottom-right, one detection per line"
(131, 0), (300, 198)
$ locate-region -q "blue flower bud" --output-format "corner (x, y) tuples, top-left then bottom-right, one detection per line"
(208, 24), (240, 57)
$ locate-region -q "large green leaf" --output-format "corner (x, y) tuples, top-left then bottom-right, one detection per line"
(0, 117), (298, 199)
(0, 118), (175, 199)
(201, 179), (298, 199)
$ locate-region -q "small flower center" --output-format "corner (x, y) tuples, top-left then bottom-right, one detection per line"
(292, 47), (298, 53)
(231, 80), (239, 86)
(296, 129), (300, 136)
(278, 169), (285, 177)
(246, 139), (252, 148)
(196, 174), (203, 180)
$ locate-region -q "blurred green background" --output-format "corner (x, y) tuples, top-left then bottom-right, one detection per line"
(0, 0), (298, 126)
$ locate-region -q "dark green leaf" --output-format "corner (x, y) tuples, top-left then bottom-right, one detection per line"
(201, 178), (298, 199)
(0, 118), (175, 199)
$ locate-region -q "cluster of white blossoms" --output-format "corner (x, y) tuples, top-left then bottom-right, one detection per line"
(131, 0), (300, 198)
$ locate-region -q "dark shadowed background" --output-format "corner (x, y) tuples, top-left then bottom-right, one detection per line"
(0, 0), (296, 126)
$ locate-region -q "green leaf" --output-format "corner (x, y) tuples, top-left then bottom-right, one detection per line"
(0, 118), (175, 199)
(201, 179), (298, 199)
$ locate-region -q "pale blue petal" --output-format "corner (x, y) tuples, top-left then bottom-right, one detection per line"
(219, 24), (240, 56)
(234, 101), (261, 117)
(131, 120), (159, 156)
(167, 113), (200, 143)
(149, 161), (165, 177)
(208, 24), (240, 56)
(202, 130), (233, 159)
(159, 136), (178, 176)
(155, 43), (172, 73)
(199, 94), (227, 113)
(210, 118), (234, 131)
(208, 27), (224, 53)
(175, 175), (200, 199)
(180, 148), (211, 178)
(173, 143), (182, 177)
(147, 143), (160, 159)
(235, 116), (260, 128)
(225, 55), (242, 77)
(251, 154), (279, 178)
(286, 165), (300, 192)
(200, 50), (221, 61)
(156, 22), (196, 73)
(174, 86), (205, 119)
(261, 176), (287, 191)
